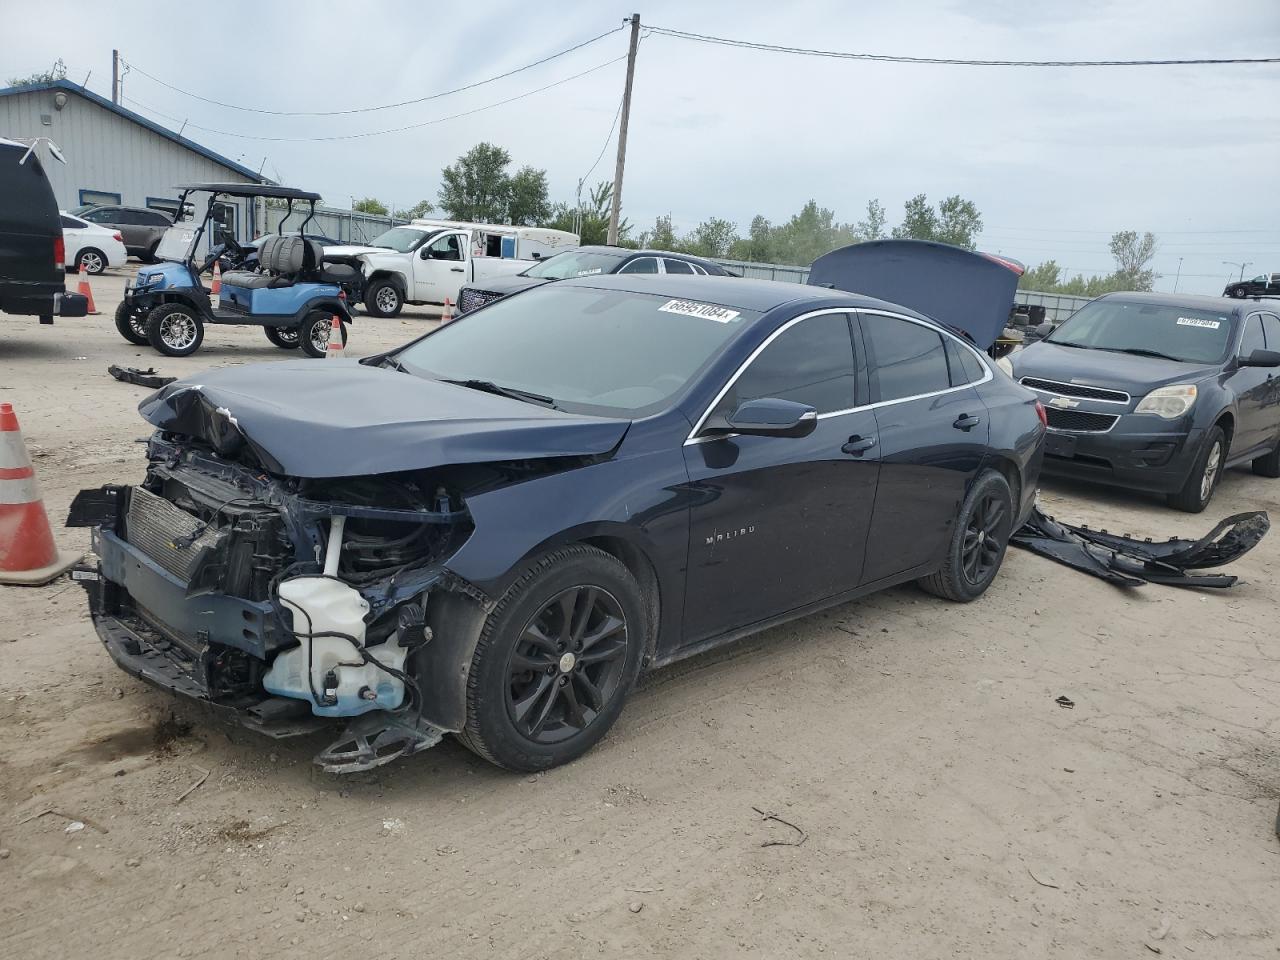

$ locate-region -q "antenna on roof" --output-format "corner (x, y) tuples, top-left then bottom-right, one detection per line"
(80, 70), (91, 89)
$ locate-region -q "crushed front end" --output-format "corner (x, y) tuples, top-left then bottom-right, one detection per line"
(69, 432), (480, 772)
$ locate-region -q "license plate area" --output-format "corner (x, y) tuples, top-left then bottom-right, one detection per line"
(1045, 431), (1077, 458)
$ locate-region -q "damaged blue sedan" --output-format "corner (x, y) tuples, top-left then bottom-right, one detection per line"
(69, 274), (1045, 773)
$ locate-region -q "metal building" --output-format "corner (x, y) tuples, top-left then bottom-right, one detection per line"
(0, 79), (268, 250)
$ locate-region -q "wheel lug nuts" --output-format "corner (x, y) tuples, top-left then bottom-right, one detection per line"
(559, 677), (568, 686)
(545, 666), (555, 675)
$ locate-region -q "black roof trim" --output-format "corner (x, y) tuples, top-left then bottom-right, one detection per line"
(175, 183), (322, 201)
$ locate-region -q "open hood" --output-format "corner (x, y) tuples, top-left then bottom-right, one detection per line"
(808, 239), (1024, 350)
(138, 360), (631, 478)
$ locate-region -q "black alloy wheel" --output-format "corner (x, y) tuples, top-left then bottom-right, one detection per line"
(919, 469), (1013, 602)
(505, 585), (630, 745)
(961, 490), (1007, 586)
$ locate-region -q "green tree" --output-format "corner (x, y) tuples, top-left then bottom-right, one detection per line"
(507, 166), (550, 226)
(641, 214), (680, 251)
(8, 58), (66, 87)
(935, 195), (983, 249)
(1109, 230), (1158, 291)
(1018, 260), (1064, 291)
(852, 199), (888, 242)
(353, 197), (389, 216)
(892, 194), (940, 242)
(772, 200), (855, 265)
(438, 142), (513, 222)
(686, 217), (739, 258)
(394, 199), (434, 220)
(728, 215), (777, 262)
(542, 181), (631, 245)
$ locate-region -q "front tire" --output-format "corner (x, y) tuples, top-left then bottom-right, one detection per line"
(1168, 425), (1225, 513)
(1229, 287), (1247, 299)
(114, 301), (149, 345)
(145, 303), (204, 357)
(77, 247), (107, 275)
(457, 545), (646, 772)
(297, 312), (347, 358)
(364, 278), (403, 318)
(919, 469), (1014, 602)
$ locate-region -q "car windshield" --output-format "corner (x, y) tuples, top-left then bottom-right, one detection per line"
(524, 250), (627, 280)
(367, 226), (429, 252)
(1047, 300), (1235, 364)
(69, 204), (97, 216)
(393, 285), (759, 417)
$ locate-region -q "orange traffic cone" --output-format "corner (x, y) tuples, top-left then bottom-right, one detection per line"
(325, 315), (344, 359)
(0, 403), (79, 586)
(211, 259), (222, 306)
(440, 297), (453, 325)
(76, 262), (99, 315)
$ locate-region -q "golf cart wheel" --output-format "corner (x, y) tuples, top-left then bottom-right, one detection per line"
(364, 278), (403, 318)
(145, 303), (204, 357)
(76, 247), (107, 275)
(298, 311), (347, 358)
(1168, 425), (1226, 513)
(114, 301), (149, 345)
(1230, 287), (1247, 298)
(264, 325), (300, 350)
(457, 545), (646, 772)
(918, 469), (1013, 602)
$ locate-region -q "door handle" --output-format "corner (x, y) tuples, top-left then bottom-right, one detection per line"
(450, 267), (464, 273)
(953, 414), (982, 431)
(842, 435), (877, 455)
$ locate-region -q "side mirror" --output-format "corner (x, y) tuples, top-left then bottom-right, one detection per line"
(1241, 348), (1280, 368)
(1034, 321), (1054, 338)
(723, 398), (818, 438)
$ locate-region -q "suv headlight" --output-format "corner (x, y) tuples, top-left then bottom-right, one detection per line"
(1134, 384), (1197, 419)
(996, 355), (1014, 377)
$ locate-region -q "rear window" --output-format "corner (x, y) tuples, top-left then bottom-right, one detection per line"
(1048, 300), (1234, 364)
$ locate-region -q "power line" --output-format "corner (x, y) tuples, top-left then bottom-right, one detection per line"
(646, 24), (1280, 67)
(119, 25), (624, 116)
(122, 56), (626, 142)
(580, 94), (625, 188)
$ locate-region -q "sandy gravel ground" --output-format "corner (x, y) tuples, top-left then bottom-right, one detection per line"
(1, 267), (1277, 959)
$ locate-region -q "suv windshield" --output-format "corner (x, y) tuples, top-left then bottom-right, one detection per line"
(394, 285), (758, 416)
(368, 226), (430, 252)
(1047, 299), (1235, 364)
(524, 250), (626, 280)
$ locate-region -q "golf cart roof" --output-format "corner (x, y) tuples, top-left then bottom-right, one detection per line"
(176, 183), (322, 202)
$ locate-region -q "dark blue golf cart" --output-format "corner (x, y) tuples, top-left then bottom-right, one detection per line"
(115, 183), (356, 358)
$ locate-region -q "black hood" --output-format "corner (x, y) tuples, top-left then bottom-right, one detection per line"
(138, 360), (630, 478)
(464, 274), (551, 297)
(1013, 341), (1220, 395)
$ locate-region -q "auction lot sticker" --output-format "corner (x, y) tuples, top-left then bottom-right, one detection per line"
(659, 299), (741, 323)
(1176, 317), (1222, 329)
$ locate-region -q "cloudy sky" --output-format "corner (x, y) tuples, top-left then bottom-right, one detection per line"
(6, 0), (1279, 294)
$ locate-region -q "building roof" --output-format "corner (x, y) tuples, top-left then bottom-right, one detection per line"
(0, 79), (270, 184)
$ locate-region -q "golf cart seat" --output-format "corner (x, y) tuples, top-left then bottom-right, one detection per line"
(223, 235), (324, 289)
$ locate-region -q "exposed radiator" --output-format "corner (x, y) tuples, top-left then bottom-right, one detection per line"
(125, 486), (223, 580)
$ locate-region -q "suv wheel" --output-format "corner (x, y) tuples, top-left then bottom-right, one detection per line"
(457, 545), (646, 771)
(364, 278), (403, 318)
(1168, 425), (1225, 513)
(919, 469), (1014, 602)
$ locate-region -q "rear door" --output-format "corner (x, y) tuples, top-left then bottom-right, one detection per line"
(857, 311), (989, 583)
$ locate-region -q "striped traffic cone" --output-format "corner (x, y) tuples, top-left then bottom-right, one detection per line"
(325, 315), (344, 359)
(211, 259), (222, 308)
(76, 262), (99, 315)
(0, 403), (79, 586)
(440, 297), (453, 325)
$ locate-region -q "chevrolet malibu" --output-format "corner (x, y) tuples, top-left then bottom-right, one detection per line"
(70, 275), (1046, 773)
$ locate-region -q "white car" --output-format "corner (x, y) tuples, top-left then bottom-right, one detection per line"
(59, 211), (128, 275)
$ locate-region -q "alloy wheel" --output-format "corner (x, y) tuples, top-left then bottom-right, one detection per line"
(309, 320), (331, 354)
(158, 311), (197, 351)
(129, 313), (147, 341)
(81, 252), (104, 274)
(1200, 440), (1222, 502)
(961, 492), (1006, 585)
(505, 586), (629, 745)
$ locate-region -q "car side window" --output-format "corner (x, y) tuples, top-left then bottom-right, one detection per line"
(426, 234), (463, 261)
(83, 208), (114, 223)
(663, 259), (695, 275)
(1262, 314), (1280, 350)
(59, 215), (80, 229)
(1240, 315), (1266, 357)
(139, 210), (170, 225)
(862, 314), (952, 402)
(617, 257), (658, 274)
(708, 313), (855, 424)
(943, 336), (987, 386)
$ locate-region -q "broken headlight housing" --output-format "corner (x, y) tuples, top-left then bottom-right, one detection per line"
(1134, 384), (1197, 419)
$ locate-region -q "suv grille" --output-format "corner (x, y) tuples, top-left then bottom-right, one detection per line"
(1021, 377), (1129, 403)
(458, 288), (504, 314)
(1045, 408), (1119, 433)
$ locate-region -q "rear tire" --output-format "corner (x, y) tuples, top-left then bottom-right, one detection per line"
(114, 301), (149, 345)
(1168, 425), (1225, 513)
(364, 278), (403, 318)
(264, 325), (300, 350)
(76, 247), (107, 275)
(456, 545), (646, 772)
(1251, 440), (1280, 478)
(919, 469), (1014, 602)
(297, 311), (347, 358)
(145, 303), (204, 357)
(1229, 287), (1247, 299)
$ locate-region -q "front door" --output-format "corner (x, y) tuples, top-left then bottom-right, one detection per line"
(857, 311), (989, 583)
(413, 230), (470, 303)
(681, 311), (881, 645)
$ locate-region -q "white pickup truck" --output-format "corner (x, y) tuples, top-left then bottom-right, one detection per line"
(327, 220), (579, 317)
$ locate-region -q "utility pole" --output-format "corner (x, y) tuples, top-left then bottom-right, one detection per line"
(1223, 260), (1252, 282)
(111, 49), (119, 105)
(1173, 257), (1183, 292)
(607, 14), (641, 246)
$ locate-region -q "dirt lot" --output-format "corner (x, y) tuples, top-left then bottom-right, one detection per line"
(1, 267), (1277, 959)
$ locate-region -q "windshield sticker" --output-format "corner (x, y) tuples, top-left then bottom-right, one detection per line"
(1176, 317), (1221, 329)
(574, 268), (604, 276)
(659, 299), (741, 323)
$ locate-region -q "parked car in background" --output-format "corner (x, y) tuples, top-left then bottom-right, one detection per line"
(70, 274), (1045, 773)
(68, 204), (173, 262)
(325, 221), (579, 318)
(1224, 272), (1280, 299)
(59, 212), (127, 274)
(457, 246), (737, 314)
(0, 136), (87, 323)
(1002, 292), (1280, 512)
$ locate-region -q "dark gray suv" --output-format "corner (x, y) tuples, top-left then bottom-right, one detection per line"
(69, 204), (172, 261)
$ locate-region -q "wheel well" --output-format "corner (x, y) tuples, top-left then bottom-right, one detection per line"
(985, 456), (1021, 511)
(367, 271), (406, 294)
(1214, 412), (1234, 451)
(581, 535), (662, 667)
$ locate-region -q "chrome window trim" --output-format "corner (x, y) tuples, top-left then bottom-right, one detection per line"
(685, 307), (993, 445)
(618, 256), (660, 276)
(1019, 376), (1131, 405)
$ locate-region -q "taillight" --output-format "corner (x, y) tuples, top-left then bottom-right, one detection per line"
(1034, 399), (1048, 429)
(113, 231), (123, 242)
(53, 234), (64, 267)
